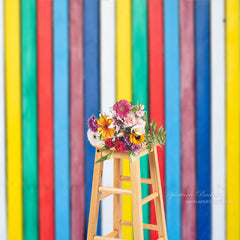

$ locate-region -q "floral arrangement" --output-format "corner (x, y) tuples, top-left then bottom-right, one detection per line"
(87, 100), (166, 163)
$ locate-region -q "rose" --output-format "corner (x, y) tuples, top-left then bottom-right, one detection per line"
(137, 119), (146, 128)
(125, 112), (137, 127)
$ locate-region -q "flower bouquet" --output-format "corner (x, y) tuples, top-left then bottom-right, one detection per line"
(87, 100), (166, 163)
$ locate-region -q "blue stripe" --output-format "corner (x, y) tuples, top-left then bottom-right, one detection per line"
(84, 0), (101, 235)
(195, 0), (211, 239)
(164, 0), (181, 239)
(53, 1), (70, 239)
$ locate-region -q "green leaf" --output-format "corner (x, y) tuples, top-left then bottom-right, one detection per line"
(153, 122), (157, 132)
(99, 145), (110, 152)
(150, 120), (154, 128)
(95, 152), (113, 164)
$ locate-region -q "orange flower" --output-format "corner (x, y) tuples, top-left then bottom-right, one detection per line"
(97, 115), (115, 139)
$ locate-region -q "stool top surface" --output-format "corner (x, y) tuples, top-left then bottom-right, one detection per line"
(95, 144), (157, 159)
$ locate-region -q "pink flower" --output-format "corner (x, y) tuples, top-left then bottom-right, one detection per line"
(125, 113), (137, 127)
(113, 100), (132, 118)
(136, 110), (145, 117)
(137, 118), (146, 127)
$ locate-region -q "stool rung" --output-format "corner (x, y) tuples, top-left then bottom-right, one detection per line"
(94, 236), (126, 240)
(100, 192), (112, 200)
(99, 186), (132, 195)
(120, 220), (159, 231)
(142, 192), (159, 205)
(120, 175), (152, 184)
(104, 230), (118, 237)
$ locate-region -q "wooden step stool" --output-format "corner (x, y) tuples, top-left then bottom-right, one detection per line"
(87, 145), (168, 240)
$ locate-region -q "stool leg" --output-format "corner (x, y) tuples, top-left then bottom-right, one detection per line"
(130, 157), (144, 240)
(113, 158), (123, 237)
(87, 150), (104, 240)
(149, 147), (168, 240)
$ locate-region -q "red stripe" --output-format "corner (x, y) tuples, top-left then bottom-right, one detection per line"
(148, 1), (165, 239)
(37, 1), (55, 239)
(180, 1), (196, 239)
(69, 0), (85, 239)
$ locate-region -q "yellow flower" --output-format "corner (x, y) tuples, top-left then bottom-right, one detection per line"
(130, 133), (146, 145)
(97, 115), (115, 139)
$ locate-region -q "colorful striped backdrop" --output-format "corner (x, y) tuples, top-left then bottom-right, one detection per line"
(0, 0), (233, 239)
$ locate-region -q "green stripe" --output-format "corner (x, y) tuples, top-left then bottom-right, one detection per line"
(21, 1), (38, 240)
(132, 0), (149, 239)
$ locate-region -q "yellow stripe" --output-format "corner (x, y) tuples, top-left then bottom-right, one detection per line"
(116, 0), (133, 238)
(226, 0), (240, 239)
(5, 0), (23, 239)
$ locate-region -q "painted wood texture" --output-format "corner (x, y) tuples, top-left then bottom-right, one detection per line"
(116, 0), (133, 238)
(53, 1), (70, 239)
(226, 0), (240, 238)
(5, 0), (23, 239)
(69, 0), (85, 239)
(100, 0), (116, 235)
(132, 0), (149, 239)
(211, 0), (226, 239)
(21, 1), (38, 239)
(180, 1), (196, 239)
(148, 0), (165, 239)
(195, 1), (211, 239)
(38, 1), (55, 239)
(0, 0), (7, 239)
(84, 0), (101, 235)
(163, 0), (181, 239)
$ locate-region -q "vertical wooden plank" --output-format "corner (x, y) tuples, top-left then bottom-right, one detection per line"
(21, 1), (38, 239)
(84, 0), (101, 235)
(113, 158), (122, 237)
(210, 0), (226, 239)
(148, 0), (165, 239)
(53, 1), (70, 239)
(180, 0), (196, 239)
(132, 0), (149, 239)
(116, 0), (133, 238)
(195, 0), (211, 239)
(69, 0), (85, 239)
(0, 0), (7, 239)
(163, 0), (181, 239)
(38, 0), (55, 239)
(87, 151), (104, 240)
(130, 158), (144, 240)
(226, 0), (240, 238)
(5, 0), (23, 239)
(149, 148), (167, 240)
(100, 0), (116, 235)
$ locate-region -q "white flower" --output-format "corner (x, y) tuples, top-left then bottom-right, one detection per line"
(87, 129), (103, 146)
(131, 125), (145, 135)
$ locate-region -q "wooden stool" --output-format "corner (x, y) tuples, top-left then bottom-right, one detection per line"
(87, 146), (168, 240)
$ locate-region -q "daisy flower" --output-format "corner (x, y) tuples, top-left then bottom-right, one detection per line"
(87, 129), (103, 146)
(97, 115), (115, 138)
(113, 100), (132, 118)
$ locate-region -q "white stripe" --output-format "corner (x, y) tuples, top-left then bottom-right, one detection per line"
(211, 1), (225, 239)
(100, 0), (116, 235)
(0, 0), (7, 239)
